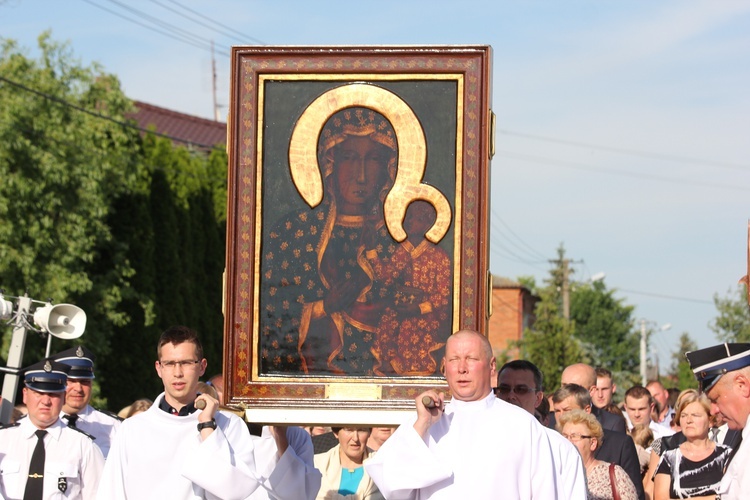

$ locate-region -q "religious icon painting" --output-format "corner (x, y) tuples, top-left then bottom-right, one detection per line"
(223, 45), (493, 425)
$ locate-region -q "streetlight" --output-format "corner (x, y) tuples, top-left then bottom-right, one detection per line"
(590, 272), (606, 283)
(0, 290), (86, 424)
(639, 320), (671, 386)
(563, 271), (606, 319)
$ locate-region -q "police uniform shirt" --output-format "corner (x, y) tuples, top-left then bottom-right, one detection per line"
(718, 414), (750, 500)
(61, 405), (121, 459)
(0, 417), (104, 500)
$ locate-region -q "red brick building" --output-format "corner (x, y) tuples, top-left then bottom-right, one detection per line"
(488, 275), (539, 362)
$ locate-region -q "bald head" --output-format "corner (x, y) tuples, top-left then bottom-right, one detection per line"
(444, 330), (495, 402)
(447, 330), (493, 361)
(561, 363), (596, 390)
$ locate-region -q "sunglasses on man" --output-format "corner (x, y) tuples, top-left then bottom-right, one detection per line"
(494, 384), (537, 396)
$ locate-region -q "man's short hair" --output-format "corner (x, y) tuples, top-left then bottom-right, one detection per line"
(498, 360), (543, 391)
(552, 383), (592, 409)
(595, 367), (613, 380)
(157, 325), (204, 360)
(624, 385), (652, 404)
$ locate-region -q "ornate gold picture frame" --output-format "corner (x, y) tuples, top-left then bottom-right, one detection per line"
(223, 46), (493, 425)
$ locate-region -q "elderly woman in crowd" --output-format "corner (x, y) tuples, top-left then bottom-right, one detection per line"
(314, 426), (384, 500)
(652, 389), (732, 499)
(559, 409), (638, 500)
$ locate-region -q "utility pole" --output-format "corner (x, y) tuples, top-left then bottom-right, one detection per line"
(549, 250), (581, 320)
(211, 41), (219, 122)
(640, 319), (647, 386)
(561, 259), (570, 320)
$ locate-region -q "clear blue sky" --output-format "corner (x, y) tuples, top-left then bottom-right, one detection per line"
(4, 0), (749, 374)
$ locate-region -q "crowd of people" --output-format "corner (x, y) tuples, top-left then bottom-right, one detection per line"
(1, 326), (748, 499)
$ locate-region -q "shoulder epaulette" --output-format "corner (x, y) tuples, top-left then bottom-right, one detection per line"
(94, 407), (124, 422)
(0, 422), (20, 430)
(64, 424), (97, 441)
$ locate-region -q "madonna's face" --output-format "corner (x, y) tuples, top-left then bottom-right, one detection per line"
(333, 136), (390, 215)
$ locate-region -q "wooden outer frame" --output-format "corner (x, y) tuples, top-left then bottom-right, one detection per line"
(223, 46), (493, 425)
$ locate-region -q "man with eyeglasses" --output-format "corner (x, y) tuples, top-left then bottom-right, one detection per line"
(496, 360), (586, 499)
(98, 325), (321, 499)
(552, 384), (645, 500)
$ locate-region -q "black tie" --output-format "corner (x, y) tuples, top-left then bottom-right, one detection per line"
(64, 414), (79, 428)
(710, 427), (720, 443)
(23, 429), (47, 500)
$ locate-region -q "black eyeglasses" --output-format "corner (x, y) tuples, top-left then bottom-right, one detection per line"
(562, 433), (593, 442)
(159, 360), (201, 370)
(494, 384), (537, 396)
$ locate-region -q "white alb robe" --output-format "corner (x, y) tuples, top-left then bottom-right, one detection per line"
(718, 414), (750, 500)
(364, 392), (558, 499)
(96, 393), (321, 499)
(543, 427), (587, 499)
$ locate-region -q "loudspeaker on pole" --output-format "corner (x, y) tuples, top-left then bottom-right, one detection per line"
(32, 303), (86, 339)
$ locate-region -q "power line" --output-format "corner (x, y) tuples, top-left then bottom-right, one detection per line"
(488, 216), (549, 266)
(81, 0), (230, 57)
(489, 244), (548, 272)
(491, 210), (549, 261)
(7, 118), (217, 183)
(157, 0), (266, 44)
(492, 294), (522, 315)
(0, 75), (222, 150)
(497, 150), (750, 192)
(491, 239), (547, 266)
(498, 129), (750, 172)
(104, 0), (230, 54)
(618, 288), (714, 305)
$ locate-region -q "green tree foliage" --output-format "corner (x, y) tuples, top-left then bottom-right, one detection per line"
(709, 285), (750, 343)
(518, 285), (583, 391)
(0, 34), (140, 369)
(0, 35), (228, 411)
(515, 245), (638, 392)
(570, 280), (639, 388)
(669, 332), (698, 391)
(516, 246), (584, 391)
(97, 135), (227, 411)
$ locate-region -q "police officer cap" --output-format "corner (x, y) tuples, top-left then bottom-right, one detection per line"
(685, 342), (750, 392)
(51, 345), (95, 379)
(24, 359), (70, 393)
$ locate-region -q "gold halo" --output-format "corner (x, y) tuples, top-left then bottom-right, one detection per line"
(288, 83), (451, 243)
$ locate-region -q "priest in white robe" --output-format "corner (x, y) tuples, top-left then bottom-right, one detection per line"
(364, 330), (559, 499)
(97, 325), (321, 500)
